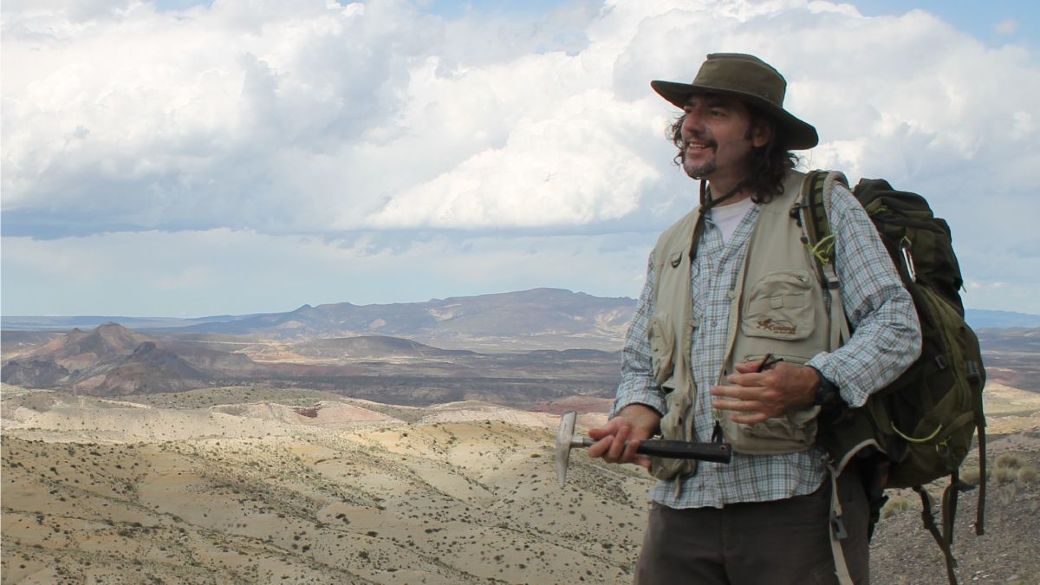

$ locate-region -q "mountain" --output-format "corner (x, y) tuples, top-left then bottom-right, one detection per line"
(0, 331), (60, 357)
(71, 342), (211, 395)
(965, 309), (1040, 329)
(28, 322), (155, 370)
(2, 323), (220, 394)
(170, 288), (635, 350)
(292, 336), (477, 360)
(0, 322), (623, 403)
(7, 292), (1040, 353)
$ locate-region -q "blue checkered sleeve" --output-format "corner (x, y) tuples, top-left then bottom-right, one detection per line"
(805, 184), (922, 407)
(612, 254), (667, 417)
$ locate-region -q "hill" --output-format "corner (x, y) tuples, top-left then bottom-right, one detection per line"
(1, 324), (220, 395)
(0, 324), (622, 405)
(1, 385), (1037, 584)
(292, 336), (477, 360)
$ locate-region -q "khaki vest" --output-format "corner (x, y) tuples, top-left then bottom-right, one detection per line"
(648, 170), (845, 480)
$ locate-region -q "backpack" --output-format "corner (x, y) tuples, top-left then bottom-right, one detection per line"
(800, 171), (987, 585)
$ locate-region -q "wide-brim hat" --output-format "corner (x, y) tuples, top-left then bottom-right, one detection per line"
(651, 53), (818, 150)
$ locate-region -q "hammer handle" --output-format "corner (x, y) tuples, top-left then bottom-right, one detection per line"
(636, 439), (732, 463)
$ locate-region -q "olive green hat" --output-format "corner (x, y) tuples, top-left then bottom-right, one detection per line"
(651, 53), (819, 150)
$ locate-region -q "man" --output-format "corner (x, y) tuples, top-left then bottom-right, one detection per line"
(587, 53), (921, 584)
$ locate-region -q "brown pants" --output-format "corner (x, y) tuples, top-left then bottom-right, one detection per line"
(634, 471), (870, 585)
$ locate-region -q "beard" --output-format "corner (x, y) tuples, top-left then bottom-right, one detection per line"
(682, 156), (717, 179)
(681, 144), (717, 178)
(679, 130), (718, 178)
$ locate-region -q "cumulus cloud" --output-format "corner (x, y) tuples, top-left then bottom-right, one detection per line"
(2, 0), (1038, 314)
(1, 228), (655, 316)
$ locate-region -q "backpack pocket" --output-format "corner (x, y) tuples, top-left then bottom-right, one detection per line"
(741, 270), (815, 341)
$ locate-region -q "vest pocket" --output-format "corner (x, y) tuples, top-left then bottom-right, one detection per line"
(741, 269), (815, 341)
(648, 312), (676, 388)
(722, 353), (820, 454)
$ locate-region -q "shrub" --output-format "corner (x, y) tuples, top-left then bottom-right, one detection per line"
(995, 453), (1022, 469)
(881, 494), (912, 519)
(1017, 466), (1037, 484)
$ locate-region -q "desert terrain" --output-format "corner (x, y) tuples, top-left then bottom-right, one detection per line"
(1, 380), (1038, 585)
(2, 292), (1038, 584)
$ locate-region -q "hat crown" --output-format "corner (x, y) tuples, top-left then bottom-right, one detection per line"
(649, 52), (818, 149)
(693, 53), (786, 106)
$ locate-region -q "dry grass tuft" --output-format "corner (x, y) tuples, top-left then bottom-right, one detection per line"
(881, 493), (913, 519)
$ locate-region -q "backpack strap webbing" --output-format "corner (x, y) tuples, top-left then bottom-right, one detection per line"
(971, 361), (987, 536)
(826, 464), (854, 585)
(914, 480), (962, 585)
(800, 170), (851, 350)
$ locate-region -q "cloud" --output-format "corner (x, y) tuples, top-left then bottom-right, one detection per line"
(0, 228), (656, 316)
(2, 0), (1039, 315)
(994, 19), (1018, 35)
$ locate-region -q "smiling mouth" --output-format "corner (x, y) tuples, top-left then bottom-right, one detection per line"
(685, 141), (715, 153)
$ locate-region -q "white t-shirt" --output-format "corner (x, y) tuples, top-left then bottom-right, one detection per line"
(709, 197), (757, 245)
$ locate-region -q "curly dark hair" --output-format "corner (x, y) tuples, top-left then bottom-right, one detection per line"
(668, 104), (799, 204)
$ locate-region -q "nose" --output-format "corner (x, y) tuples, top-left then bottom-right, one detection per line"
(682, 109), (704, 140)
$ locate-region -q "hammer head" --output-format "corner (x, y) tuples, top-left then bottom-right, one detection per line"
(555, 411), (578, 486)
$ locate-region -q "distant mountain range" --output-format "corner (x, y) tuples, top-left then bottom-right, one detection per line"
(4, 290), (1038, 398)
(2, 288), (636, 351)
(1, 320), (623, 402)
(4, 289), (1037, 345)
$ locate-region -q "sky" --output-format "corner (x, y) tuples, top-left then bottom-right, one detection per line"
(2, 0), (1038, 317)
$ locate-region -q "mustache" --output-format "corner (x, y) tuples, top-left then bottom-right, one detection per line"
(682, 132), (717, 149)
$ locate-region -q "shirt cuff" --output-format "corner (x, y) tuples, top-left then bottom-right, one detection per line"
(805, 351), (868, 408)
(611, 384), (666, 418)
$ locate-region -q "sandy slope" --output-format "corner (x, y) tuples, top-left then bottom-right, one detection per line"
(1, 383), (1038, 585)
(1, 387), (650, 584)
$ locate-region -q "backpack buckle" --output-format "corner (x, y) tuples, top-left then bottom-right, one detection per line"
(831, 512), (848, 540)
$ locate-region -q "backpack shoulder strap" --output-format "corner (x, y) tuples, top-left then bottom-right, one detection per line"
(799, 171), (858, 585)
(798, 170), (851, 349)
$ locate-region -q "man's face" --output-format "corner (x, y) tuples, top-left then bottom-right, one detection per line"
(679, 93), (769, 183)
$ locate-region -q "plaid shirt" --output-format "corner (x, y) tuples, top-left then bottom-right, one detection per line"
(614, 182), (921, 508)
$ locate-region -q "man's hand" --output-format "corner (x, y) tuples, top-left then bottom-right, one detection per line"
(710, 360), (820, 425)
(586, 404), (661, 470)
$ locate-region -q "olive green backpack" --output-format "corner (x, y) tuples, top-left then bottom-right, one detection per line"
(801, 172), (987, 585)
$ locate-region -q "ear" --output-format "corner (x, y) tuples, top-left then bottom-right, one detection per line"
(750, 119), (773, 148)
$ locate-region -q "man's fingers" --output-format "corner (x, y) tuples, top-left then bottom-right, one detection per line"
(586, 435), (611, 459)
(712, 397), (761, 412)
(725, 371), (767, 386)
(622, 436), (643, 463)
(606, 425), (630, 462)
(587, 425), (652, 466)
(712, 382), (763, 402)
(733, 361), (761, 374)
(729, 413), (770, 425)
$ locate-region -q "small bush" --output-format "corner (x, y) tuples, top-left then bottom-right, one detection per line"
(994, 466), (1016, 485)
(995, 453), (1022, 469)
(1017, 466), (1037, 484)
(881, 494), (912, 519)
(959, 466), (981, 485)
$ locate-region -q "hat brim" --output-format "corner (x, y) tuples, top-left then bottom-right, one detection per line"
(651, 80), (819, 150)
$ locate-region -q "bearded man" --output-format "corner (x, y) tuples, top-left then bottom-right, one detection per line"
(587, 53), (921, 585)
